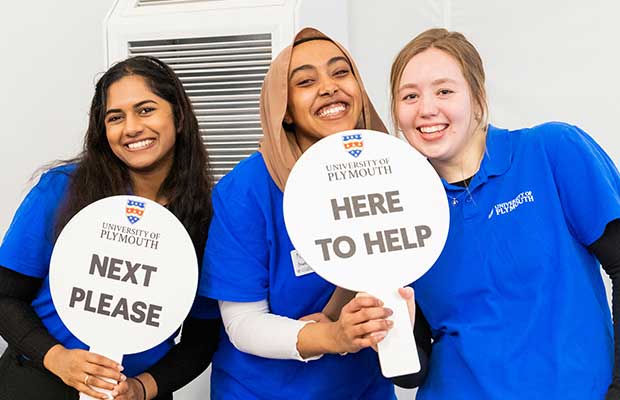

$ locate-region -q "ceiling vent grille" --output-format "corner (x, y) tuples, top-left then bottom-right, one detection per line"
(137, 0), (222, 7)
(129, 33), (271, 180)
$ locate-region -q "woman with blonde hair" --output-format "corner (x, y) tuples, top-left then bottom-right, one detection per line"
(389, 28), (620, 399)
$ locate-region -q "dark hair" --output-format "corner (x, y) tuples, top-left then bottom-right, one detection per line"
(55, 56), (213, 259)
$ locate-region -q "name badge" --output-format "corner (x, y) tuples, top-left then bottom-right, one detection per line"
(291, 250), (314, 277)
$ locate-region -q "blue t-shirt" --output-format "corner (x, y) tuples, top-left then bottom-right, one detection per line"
(414, 122), (620, 400)
(0, 164), (217, 377)
(200, 153), (395, 400)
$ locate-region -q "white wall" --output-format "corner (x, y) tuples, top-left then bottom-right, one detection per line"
(348, 0), (620, 162)
(296, 0), (349, 47)
(1, 1), (618, 399)
(0, 0), (117, 240)
(0, 0), (116, 354)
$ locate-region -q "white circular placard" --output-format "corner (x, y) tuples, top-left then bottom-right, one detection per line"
(283, 129), (449, 292)
(50, 195), (198, 355)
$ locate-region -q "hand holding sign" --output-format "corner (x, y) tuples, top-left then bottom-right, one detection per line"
(42, 345), (125, 399)
(50, 196), (198, 399)
(283, 130), (449, 377)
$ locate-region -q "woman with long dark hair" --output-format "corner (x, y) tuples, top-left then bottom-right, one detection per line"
(0, 56), (219, 400)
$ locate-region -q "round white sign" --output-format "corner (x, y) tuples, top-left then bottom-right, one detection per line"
(283, 129), (449, 292)
(50, 195), (198, 356)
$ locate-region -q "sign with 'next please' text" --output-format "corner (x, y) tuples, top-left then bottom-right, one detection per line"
(50, 196), (197, 363)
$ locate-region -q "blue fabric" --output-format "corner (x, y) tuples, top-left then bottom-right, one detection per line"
(0, 164), (217, 377)
(200, 152), (395, 400)
(414, 122), (620, 400)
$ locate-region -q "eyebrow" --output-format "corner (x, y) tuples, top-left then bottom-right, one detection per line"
(105, 99), (158, 116)
(398, 78), (458, 92)
(289, 56), (350, 79)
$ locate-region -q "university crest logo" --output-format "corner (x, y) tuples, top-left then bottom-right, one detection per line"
(342, 133), (363, 158)
(126, 199), (145, 224)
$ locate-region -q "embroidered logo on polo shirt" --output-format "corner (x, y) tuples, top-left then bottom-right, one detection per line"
(488, 191), (535, 219)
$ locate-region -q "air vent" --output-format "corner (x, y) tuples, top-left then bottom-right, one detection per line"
(137, 0), (222, 7)
(129, 33), (271, 180)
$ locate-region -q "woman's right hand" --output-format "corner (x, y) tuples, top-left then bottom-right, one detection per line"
(357, 287), (416, 352)
(330, 295), (394, 354)
(43, 344), (126, 399)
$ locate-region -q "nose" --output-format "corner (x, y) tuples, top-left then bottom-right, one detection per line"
(419, 95), (439, 117)
(123, 114), (143, 137)
(319, 77), (338, 97)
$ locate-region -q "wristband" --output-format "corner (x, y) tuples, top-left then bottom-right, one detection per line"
(134, 377), (147, 400)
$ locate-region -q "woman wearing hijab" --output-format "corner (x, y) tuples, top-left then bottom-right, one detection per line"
(199, 28), (398, 399)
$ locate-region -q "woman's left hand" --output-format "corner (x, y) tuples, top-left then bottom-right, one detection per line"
(111, 378), (144, 400)
(112, 374), (155, 400)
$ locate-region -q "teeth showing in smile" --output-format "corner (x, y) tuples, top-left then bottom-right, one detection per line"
(419, 124), (447, 134)
(317, 102), (347, 118)
(127, 139), (154, 150)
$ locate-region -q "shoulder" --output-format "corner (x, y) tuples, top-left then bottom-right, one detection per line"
(504, 121), (593, 148)
(15, 163), (77, 212)
(213, 152), (275, 200)
(34, 163), (77, 196)
(497, 122), (606, 161)
(0, 165), (77, 276)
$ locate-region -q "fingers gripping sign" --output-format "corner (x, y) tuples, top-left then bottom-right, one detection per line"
(284, 130), (449, 377)
(338, 294), (394, 353)
(355, 288), (415, 352)
(50, 196), (198, 399)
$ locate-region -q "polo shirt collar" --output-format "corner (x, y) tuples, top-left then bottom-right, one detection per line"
(443, 124), (513, 192)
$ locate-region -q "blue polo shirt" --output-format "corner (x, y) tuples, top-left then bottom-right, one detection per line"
(0, 164), (216, 377)
(414, 122), (620, 399)
(200, 152), (395, 400)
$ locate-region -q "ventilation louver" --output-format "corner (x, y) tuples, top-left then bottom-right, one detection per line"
(129, 33), (271, 180)
(137, 0), (222, 7)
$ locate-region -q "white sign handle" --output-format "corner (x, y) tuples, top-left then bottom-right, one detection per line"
(79, 348), (124, 400)
(375, 289), (420, 378)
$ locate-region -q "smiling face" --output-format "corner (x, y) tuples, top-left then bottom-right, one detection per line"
(285, 39), (363, 151)
(104, 75), (177, 177)
(396, 47), (485, 180)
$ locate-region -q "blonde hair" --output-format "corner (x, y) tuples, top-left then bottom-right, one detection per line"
(390, 28), (488, 132)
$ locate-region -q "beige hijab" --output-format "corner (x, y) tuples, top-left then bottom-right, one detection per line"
(258, 27), (387, 191)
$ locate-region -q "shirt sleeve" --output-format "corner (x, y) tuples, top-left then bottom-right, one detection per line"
(219, 300), (320, 361)
(0, 266), (59, 367)
(543, 122), (620, 246)
(188, 295), (220, 319)
(0, 169), (69, 278)
(146, 316), (220, 395)
(199, 179), (270, 302)
(589, 219), (620, 397)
